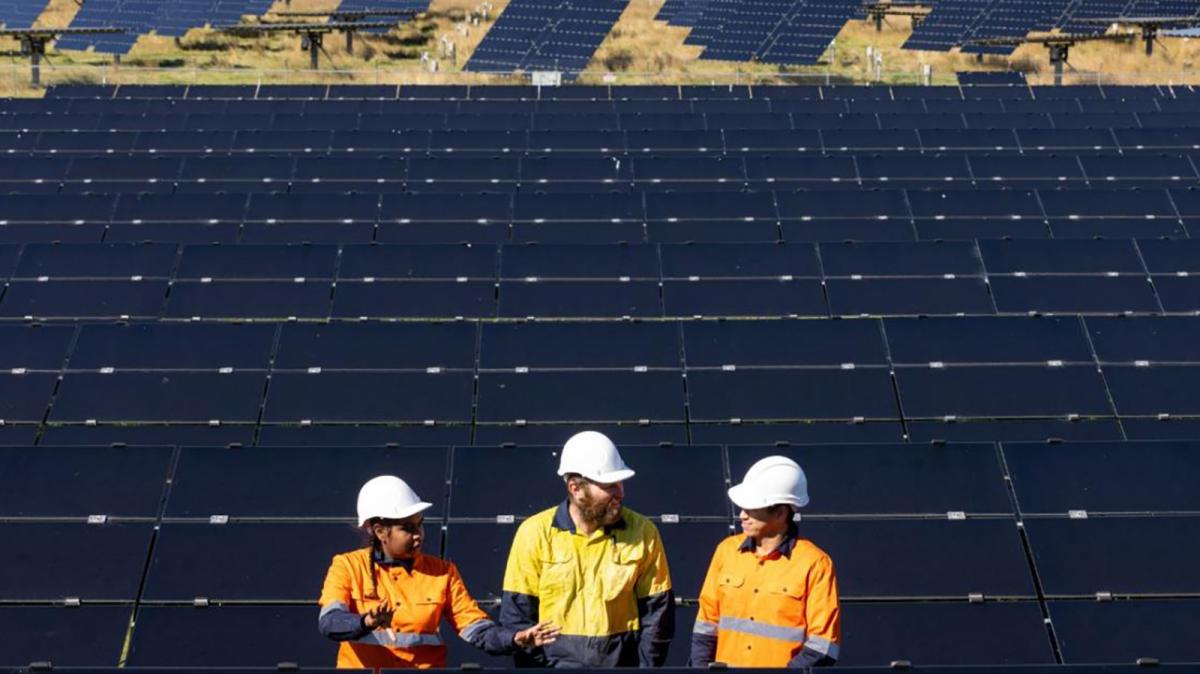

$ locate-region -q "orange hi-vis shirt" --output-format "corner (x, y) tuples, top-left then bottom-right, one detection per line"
(693, 531), (841, 667)
(319, 548), (493, 670)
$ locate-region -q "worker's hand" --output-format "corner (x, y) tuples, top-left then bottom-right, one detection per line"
(362, 601), (395, 630)
(513, 620), (561, 648)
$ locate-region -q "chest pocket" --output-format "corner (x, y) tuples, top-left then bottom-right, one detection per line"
(539, 539), (577, 597)
(602, 543), (645, 602)
(409, 597), (444, 630)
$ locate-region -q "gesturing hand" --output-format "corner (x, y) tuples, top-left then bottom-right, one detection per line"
(513, 620), (562, 648)
(362, 601), (395, 630)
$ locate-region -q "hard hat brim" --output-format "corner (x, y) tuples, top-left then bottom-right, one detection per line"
(560, 467), (635, 484)
(727, 484), (808, 510)
(727, 483), (768, 510)
(357, 500), (433, 527)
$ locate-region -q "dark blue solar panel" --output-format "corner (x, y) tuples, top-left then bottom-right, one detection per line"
(168, 445), (448, 517)
(464, 0), (629, 73)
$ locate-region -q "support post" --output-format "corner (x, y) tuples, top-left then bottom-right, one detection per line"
(346, 28), (354, 54)
(1049, 43), (1069, 86)
(307, 30), (322, 70)
(1144, 25), (1156, 56)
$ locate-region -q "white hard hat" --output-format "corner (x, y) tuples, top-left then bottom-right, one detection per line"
(556, 431), (635, 484)
(356, 475), (432, 526)
(727, 456), (809, 510)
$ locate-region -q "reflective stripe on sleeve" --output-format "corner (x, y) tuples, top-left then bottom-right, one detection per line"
(459, 618), (495, 642)
(355, 630), (445, 648)
(692, 619), (718, 636)
(718, 616), (806, 643)
(319, 601), (349, 619)
(804, 635), (840, 659)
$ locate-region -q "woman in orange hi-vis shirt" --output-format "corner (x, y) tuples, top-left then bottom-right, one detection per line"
(319, 475), (560, 670)
(691, 457), (841, 668)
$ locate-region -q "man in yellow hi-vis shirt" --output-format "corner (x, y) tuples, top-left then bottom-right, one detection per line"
(691, 456), (841, 668)
(499, 430), (675, 667)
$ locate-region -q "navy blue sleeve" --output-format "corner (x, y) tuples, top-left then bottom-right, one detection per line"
(688, 630), (717, 668)
(318, 602), (371, 642)
(788, 647), (836, 668)
(500, 591), (550, 667)
(461, 618), (520, 655)
(637, 589), (676, 667)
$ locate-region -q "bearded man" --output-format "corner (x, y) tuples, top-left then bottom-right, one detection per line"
(499, 431), (675, 668)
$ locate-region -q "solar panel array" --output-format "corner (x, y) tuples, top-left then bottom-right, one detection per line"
(904, 0), (1153, 52)
(0, 0), (46, 29)
(464, 0), (628, 72)
(682, 0), (860, 64)
(56, 0), (275, 54)
(2, 82), (1200, 669)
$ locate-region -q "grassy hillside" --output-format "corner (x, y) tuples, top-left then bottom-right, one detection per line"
(1, 0), (1198, 94)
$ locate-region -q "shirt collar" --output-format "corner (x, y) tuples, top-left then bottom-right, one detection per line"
(374, 548), (415, 573)
(552, 499), (627, 535)
(739, 522), (800, 558)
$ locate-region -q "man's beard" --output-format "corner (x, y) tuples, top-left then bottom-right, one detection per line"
(578, 493), (622, 527)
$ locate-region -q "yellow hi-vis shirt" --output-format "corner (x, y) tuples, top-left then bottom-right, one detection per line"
(500, 501), (675, 667)
(692, 529), (841, 667)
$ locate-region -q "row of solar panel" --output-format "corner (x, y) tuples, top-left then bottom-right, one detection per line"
(1, 240), (1198, 278)
(1, 154), (1198, 192)
(2, 189), (1197, 222)
(12, 109), (1200, 130)
(3, 440), (1196, 518)
(41, 83), (1200, 100)
(9, 415), (1200, 446)
(6, 601), (1199, 667)
(7, 514), (1200, 604)
(5, 316), (1200, 370)
(56, 0), (275, 53)
(3, 364), (1200, 423)
(0, 277), (1197, 318)
(9, 127), (1200, 155)
(54, 92), (1165, 115)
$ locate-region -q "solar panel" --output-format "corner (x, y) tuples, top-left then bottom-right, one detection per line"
(662, 279), (828, 317)
(274, 323), (477, 371)
(476, 371), (685, 423)
(38, 424), (258, 447)
(0, 0), (48, 28)
(686, 369), (898, 421)
(167, 445), (448, 518)
(1087, 316), (1200, 363)
(1026, 517), (1200, 595)
(884, 316), (1093, 365)
(480, 322), (680, 369)
(0, 325), (74, 370)
(263, 372), (474, 423)
(464, 0), (628, 72)
(804, 519), (1034, 597)
(126, 606), (342, 666)
(497, 280), (662, 318)
(836, 602), (1054, 666)
(895, 366), (1114, 419)
(1050, 599), (1200, 664)
(0, 446), (171, 518)
(1005, 440), (1200, 514)
(143, 523), (379, 601)
(0, 606), (132, 667)
(0, 522), (153, 600)
(51, 372), (267, 423)
(70, 323), (276, 371)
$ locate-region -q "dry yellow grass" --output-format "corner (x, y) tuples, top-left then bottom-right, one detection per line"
(2, 0), (1199, 95)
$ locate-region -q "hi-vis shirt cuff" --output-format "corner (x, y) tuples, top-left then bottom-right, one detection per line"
(460, 618), (495, 643)
(804, 635), (840, 659)
(718, 616), (807, 644)
(692, 619), (718, 636)
(355, 630), (445, 648)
